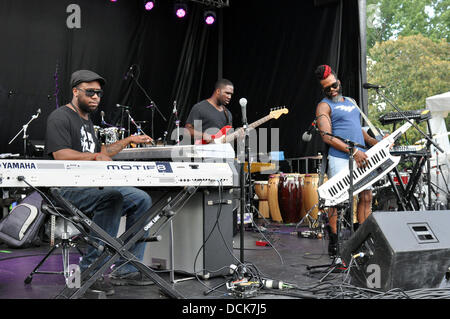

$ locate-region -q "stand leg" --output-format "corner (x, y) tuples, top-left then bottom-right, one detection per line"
(24, 244), (60, 284)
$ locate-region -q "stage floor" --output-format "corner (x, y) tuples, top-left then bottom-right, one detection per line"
(0, 220), (449, 302)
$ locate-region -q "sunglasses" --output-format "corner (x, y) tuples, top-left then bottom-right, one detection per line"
(77, 87), (104, 98)
(323, 81), (339, 94)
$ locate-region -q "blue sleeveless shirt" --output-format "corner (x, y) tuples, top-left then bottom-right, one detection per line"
(322, 97), (365, 159)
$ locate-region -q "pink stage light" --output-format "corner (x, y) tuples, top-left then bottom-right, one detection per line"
(176, 8), (187, 18)
(204, 11), (216, 25)
(144, 1), (155, 11)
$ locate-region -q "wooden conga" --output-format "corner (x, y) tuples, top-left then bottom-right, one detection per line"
(254, 181), (270, 218)
(268, 174), (282, 222)
(278, 173), (305, 224)
(302, 174), (328, 220)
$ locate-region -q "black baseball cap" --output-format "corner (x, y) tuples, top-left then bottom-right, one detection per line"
(70, 70), (106, 88)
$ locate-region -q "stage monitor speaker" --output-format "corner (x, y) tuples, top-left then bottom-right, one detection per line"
(341, 210), (450, 292)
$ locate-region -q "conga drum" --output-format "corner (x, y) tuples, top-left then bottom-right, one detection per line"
(254, 181), (270, 218)
(302, 174), (328, 220)
(268, 174), (282, 222)
(278, 173), (305, 224)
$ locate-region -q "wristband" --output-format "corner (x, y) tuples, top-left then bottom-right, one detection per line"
(352, 149), (359, 156)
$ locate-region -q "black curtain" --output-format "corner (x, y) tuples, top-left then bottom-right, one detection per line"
(0, 0), (362, 161)
(0, 0), (217, 154)
(222, 0), (362, 159)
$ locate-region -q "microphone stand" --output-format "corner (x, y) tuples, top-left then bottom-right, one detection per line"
(239, 116), (252, 263)
(374, 88), (444, 210)
(307, 128), (367, 281)
(171, 101), (180, 145)
(129, 72), (167, 140)
(8, 109), (41, 158)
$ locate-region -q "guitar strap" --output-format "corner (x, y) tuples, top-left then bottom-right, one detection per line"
(223, 107), (231, 126)
(318, 146), (329, 186)
(346, 97), (383, 139)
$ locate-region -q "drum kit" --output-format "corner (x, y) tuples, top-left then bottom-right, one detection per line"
(94, 120), (151, 147)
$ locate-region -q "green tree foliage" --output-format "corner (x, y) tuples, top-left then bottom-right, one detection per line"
(366, 0), (449, 50)
(367, 34), (450, 144)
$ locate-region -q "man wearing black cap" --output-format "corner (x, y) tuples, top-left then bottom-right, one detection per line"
(45, 70), (155, 295)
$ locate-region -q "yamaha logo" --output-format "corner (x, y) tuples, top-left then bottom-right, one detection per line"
(1, 162), (37, 169)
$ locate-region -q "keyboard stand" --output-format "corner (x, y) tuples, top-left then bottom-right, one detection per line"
(387, 150), (430, 211)
(44, 186), (197, 299)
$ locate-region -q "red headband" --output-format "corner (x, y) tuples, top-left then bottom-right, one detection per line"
(323, 65), (332, 79)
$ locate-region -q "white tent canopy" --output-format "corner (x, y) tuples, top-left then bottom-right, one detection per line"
(425, 91), (449, 208)
(426, 91), (450, 159)
(426, 91), (450, 114)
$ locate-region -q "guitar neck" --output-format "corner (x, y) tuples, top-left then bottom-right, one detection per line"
(224, 115), (273, 142)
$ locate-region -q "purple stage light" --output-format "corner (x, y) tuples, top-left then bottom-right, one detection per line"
(204, 11), (216, 25)
(176, 8), (186, 18)
(205, 15), (215, 24)
(144, 1), (154, 11)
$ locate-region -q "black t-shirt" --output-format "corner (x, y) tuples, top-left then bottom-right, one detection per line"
(185, 100), (232, 134)
(44, 105), (101, 159)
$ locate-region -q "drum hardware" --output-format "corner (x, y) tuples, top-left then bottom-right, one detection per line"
(123, 64), (167, 140)
(125, 109), (156, 146)
(8, 108), (41, 158)
(295, 203), (324, 237)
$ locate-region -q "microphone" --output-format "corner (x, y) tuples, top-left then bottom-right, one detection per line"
(173, 101), (177, 114)
(239, 98), (248, 125)
(32, 108), (41, 119)
(124, 65), (134, 80)
(363, 82), (385, 89)
(100, 111), (105, 124)
(116, 104), (130, 109)
(302, 120), (316, 142)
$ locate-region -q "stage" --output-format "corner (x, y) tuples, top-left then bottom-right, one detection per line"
(1, 217), (450, 301)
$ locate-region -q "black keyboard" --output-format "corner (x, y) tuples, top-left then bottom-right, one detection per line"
(390, 145), (427, 156)
(379, 109), (431, 125)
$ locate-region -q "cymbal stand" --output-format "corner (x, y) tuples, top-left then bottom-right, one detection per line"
(128, 66), (166, 141)
(8, 108), (41, 158)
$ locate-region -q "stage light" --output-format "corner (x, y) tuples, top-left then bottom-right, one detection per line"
(203, 10), (216, 25)
(144, 1), (155, 11)
(174, 2), (188, 19)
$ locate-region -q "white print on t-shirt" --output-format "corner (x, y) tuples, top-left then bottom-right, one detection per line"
(80, 127), (96, 153)
(335, 105), (356, 113)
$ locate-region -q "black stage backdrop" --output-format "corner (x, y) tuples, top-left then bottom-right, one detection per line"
(0, 0), (364, 161)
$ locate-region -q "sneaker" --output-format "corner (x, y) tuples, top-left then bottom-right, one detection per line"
(109, 272), (155, 286)
(88, 276), (115, 296)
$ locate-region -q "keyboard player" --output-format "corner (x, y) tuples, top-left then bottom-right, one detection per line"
(314, 65), (380, 257)
(44, 70), (155, 294)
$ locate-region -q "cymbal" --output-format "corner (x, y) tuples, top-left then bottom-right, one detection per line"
(297, 155), (323, 160)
